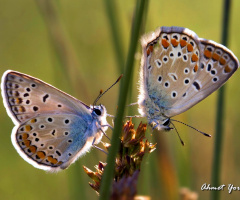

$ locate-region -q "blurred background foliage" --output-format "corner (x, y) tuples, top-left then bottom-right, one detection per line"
(0, 0), (240, 199)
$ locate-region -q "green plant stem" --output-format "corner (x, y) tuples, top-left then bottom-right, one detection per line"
(99, 0), (147, 199)
(103, 0), (125, 74)
(211, 0), (231, 199)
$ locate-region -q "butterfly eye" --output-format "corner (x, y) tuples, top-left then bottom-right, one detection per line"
(162, 118), (170, 127)
(94, 109), (102, 116)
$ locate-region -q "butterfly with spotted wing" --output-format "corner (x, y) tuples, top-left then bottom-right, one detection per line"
(138, 26), (239, 132)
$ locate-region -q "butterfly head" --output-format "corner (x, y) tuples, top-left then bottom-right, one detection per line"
(91, 104), (107, 122)
(150, 118), (172, 131)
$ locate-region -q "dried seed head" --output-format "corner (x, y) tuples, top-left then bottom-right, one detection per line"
(83, 118), (156, 197)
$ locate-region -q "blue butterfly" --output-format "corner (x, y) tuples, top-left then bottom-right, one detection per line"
(1, 70), (114, 172)
(138, 26), (239, 132)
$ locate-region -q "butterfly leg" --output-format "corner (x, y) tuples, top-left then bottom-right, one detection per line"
(127, 102), (138, 106)
(125, 115), (143, 118)
(101, 124), (113, 130)
(92, 137), (108, 155)
(106, 114), (115, 118)
(100, 128), (110, 140)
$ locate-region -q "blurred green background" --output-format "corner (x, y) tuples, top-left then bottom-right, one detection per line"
(0, 0), (240, 199)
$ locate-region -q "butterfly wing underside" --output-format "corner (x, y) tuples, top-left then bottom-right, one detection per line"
(139, 26), (239, 119)
(1, 70), (97, 171)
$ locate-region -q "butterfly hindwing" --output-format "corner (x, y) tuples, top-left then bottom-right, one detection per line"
(14, 113), (98, 171)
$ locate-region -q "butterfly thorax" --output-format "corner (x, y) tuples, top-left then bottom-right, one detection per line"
(138, 97), (170, 131)
(89, 105), (108, 144)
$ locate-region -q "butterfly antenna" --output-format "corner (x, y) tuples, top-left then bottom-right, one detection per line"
(93, 74), (123, 106)
(171, 119), (211, 137)
(170, 121), (185, 146)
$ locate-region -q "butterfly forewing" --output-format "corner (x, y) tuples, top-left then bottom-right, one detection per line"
(168, 32), (239, 116)
(2, 70), (91, 124)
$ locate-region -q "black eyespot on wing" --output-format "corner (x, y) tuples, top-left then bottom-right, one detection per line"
(184, 79), (189, 84)
(33, 106), (39, 111)
(56, 150), (61, 156)
(158, 76), (162, 82)
(207, 64), (212, 71)
(64, 119), (70, 124)
(47, 117), (53, 122)
(43, 94), (49, 102)
(40, 125), (45, 129)
(183, 55), (187, 61)
(211, 70), (216, 75)
(173, 35), (178, 39)
(170, 74), (177, 81)
(51, 129), (56, 136)
(164, 82), (169, 87)
(193, 81), (201, 90)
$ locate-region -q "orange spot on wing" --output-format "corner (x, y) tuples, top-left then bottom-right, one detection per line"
(219, 57), (226, 65)
(180, 39), (187, 47)
(18, 106), (26, 113)
(191, 54), (198, 62)
(29, 146), (37, 153)
(24, 140), (31, 147)
(18, 106), (23, 112)
(146, 45), (153, 56)
(204, 49), (212, 59)
(22, 133), (29, 140)
(15, 98), (23, 104)
(162, 39), (170, 49)
(37, 151), (46, 159)
(25, 125), (32, 132)
(57, 161), (63, 166)
(15, 98), (19, 104)
(224, 65), (231, 73)
(187, 44), (193, 52)
(30, 119), (37, 123)
(171, 39), (179, 47)
(47, 156), (58, 164)
(194, 64), (198, 72)
(212, 53), (220, 61)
